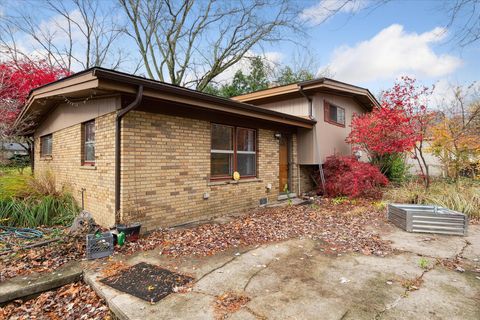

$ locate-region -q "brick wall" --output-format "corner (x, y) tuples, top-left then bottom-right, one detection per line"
(33, 108), (300, 230)
(34, 112), (116, 226)
(299, 164), (317, 194)
(121, 111), (297, 230)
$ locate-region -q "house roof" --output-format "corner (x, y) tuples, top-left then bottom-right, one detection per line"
(1, 142), (28, 151)
(232, 78), (380, 110)
(15, 67), (316, 134)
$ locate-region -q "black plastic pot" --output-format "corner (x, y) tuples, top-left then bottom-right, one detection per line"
(116, 223), (142, 242)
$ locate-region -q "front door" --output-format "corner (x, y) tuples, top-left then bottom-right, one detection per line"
(279, 135), (289, 193)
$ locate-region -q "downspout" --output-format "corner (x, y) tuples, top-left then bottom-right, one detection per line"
(298, 85), (313, 119)
(298, 85), (326, 194)
(115, 85), (143, 225)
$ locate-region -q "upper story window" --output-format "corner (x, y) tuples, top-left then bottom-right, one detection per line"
(82, 120), (95, 165)
(324, 101), (345, 127)
(40, 134), (52, 157)
(211, 123), (256, 179)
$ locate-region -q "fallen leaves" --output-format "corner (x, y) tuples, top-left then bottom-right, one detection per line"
(1, 198), (393, 283)
(0, 281), (110, 320)
(120, 198), (393, 258)
(401, 276), (424, 292)
(99, 260), (130, 278)
(214, 292), (251, 320)
(0, 234), (85, 282)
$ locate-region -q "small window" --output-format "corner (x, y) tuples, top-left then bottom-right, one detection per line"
(211, 124), (234, 177)
(324, 101), (345, 127)
(40, 134), (52, 157)
(236, 128), (256, 176)
(82, 120), (95, 165)
(210, 124), (257, 179)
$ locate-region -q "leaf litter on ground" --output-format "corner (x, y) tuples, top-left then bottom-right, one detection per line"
(120, 198), (393, 258)
(1, 198), (393, 283)
(0, 281), (110, 320)
(0, 232), (85, 282)
(214, 292), (251, 320)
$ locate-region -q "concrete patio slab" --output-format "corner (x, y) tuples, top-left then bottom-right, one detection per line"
(84, 225), (480, 320)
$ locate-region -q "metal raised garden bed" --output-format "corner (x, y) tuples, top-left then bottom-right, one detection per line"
(387, 204), (468, 236)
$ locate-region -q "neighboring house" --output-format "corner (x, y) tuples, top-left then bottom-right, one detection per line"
(15, 68), (315, 230)
(0, 142), (28, 164)
(233, 79), (380, 192)
(406, 141), (445, 177)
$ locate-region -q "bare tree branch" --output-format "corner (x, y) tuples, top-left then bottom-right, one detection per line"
(0, 0), (126, 70)
(120, 0), (307, 90)
(443, 0), (480, 47)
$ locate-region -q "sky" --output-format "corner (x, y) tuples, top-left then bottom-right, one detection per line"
(257, 0), (479, 103)
(0, 0), (478, 103)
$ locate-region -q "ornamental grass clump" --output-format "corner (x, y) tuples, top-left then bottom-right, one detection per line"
(384, 179), (480, 220)
(0, 170), (79, 227)
(0, 195), (78, 228)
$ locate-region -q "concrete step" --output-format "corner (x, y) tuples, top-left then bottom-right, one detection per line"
(0, 262), (83, 304)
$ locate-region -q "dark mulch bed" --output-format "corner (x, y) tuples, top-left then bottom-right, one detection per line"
(100, 262), (193, 303)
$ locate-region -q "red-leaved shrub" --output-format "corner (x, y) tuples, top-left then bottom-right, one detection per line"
(316, 155), (388, 199)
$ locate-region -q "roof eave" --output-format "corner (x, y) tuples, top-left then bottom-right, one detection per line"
(16, 68), (316, 132)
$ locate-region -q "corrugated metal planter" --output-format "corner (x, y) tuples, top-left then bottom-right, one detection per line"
(387, 204), (468, 236)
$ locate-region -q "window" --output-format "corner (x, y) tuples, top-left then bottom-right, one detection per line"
(211, 124), (256, 179)
(40, 134), (52, 157)
(83, 120), (95, 165)
(324, 101), (345, 127)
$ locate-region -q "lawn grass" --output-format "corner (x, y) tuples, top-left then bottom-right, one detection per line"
(0, 167), (31, 200)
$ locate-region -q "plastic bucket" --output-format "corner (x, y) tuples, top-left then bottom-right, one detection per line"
(116, 223), (142, 242)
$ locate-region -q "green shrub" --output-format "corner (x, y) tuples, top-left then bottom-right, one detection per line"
(0, 194), (78, 227)
(384, 179), (480, 219)
(372, 153), (410, 184)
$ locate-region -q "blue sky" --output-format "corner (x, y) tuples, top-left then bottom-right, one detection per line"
(257, 0), (479, 102)
(0, 0), (478, 102)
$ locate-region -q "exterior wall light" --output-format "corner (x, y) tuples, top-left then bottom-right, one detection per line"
(274, 132), (282, 140)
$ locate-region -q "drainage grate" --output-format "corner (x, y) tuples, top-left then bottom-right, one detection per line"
(100, 262), (193, 302)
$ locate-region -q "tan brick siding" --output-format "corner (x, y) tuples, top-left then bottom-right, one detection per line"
(299, 165), (317, 194)
(34, 112), (116, 226)
(120, 111), (296, 231)
(290, 133), (299, 194)
(33, 108), (300, 230)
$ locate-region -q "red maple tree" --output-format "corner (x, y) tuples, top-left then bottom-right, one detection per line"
(0, 60), (71, 129)
(0, 60), (71, 156)
(322, 155), (389, 198)
(347, 76), (434, 187)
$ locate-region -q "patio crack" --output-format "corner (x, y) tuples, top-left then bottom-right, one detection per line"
(195, 247), (257, 284)
(243, 259), (275, 292)
(244, 306), (268, 320)
(395, 239), (471, 263)
(374, 263), (435, 320)
(456, 240), (470, 259)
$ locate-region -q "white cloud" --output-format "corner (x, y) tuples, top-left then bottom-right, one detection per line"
(37, 9), (86, 43)
(300, 0), (368, 25)
(322, 24), (462, 84)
